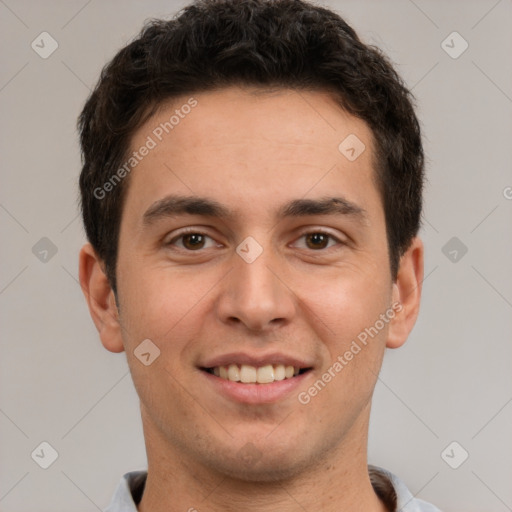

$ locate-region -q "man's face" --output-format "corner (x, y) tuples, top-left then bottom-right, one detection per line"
(113, 87), (397, 480)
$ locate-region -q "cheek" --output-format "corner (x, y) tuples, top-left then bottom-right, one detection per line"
(119, 265), (212, 342)
(118, 269), (210, 416)
(298, 269), (391, 344)
(295, 269), (391, 402)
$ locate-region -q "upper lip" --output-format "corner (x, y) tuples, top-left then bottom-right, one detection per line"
(199, 352), (314, 369)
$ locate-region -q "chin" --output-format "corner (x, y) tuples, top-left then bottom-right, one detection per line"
(196, 437), (318, 483)
(212, 453), (310, 483)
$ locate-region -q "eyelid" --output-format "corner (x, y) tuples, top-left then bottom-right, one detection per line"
(164, 226), (347, 251)
(292, 227), (346, 245)
(165, 227), (222, 248)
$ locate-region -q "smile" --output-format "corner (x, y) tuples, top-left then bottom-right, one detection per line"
(203, 364), (309, 384)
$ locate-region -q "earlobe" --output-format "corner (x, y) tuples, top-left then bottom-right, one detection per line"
(78, 243), (125, 353)
(386, 237), (424, 349)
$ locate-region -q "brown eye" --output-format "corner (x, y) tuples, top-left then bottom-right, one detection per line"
(182, 233), (206, 250)
(305, 233), (330, 249)
(167, 231), (220, 251)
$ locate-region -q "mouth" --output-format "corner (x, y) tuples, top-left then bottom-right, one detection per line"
(198, 353), (315, 404)
(201, 364), (312, 384)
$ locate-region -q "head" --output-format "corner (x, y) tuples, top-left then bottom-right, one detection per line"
(79, 0), (424, 484)
(79, 0), (423, 295)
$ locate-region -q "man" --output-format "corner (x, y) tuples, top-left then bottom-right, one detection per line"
(78, 0), (440, 510)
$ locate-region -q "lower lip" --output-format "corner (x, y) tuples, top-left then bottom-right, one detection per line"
(200, 369), (311, 404)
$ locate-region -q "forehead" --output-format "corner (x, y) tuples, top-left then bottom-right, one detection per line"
(123, 87), (379, 223)
(140, 87), (372, 154)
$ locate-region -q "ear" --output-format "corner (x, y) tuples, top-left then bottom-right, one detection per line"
(386, 237), (424, 349)
(78, 243), (125, 353)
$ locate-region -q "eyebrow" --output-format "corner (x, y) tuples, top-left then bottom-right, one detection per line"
(142, 194), (367, 226)
(143, 195), (232, 226)
(278, 196), (366, 220)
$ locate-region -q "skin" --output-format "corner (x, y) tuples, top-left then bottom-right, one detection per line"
(79, 87), (423, 512)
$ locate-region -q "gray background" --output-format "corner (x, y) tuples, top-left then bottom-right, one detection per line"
(1, 0), (511, 510)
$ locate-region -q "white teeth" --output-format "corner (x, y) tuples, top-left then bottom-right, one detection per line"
(274, 365), (286, 381)
(256, 365), (274, 383)
(210, 364), (305, 384)
(240, 364), (257, 383)
(228, 364), (240, 382)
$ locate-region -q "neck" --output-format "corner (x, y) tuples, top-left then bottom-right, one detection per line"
(137, 406), (388, 512)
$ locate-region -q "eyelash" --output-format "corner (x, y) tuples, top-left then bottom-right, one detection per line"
(166, 228), (344, 251)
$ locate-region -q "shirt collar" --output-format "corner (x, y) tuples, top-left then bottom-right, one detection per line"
(104, 466), (441, 512)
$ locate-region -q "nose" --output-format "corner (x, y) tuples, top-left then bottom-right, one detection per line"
(215, 246), (296, 332)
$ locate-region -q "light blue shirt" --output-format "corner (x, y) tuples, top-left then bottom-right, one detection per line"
(104, 467), (441, 511)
